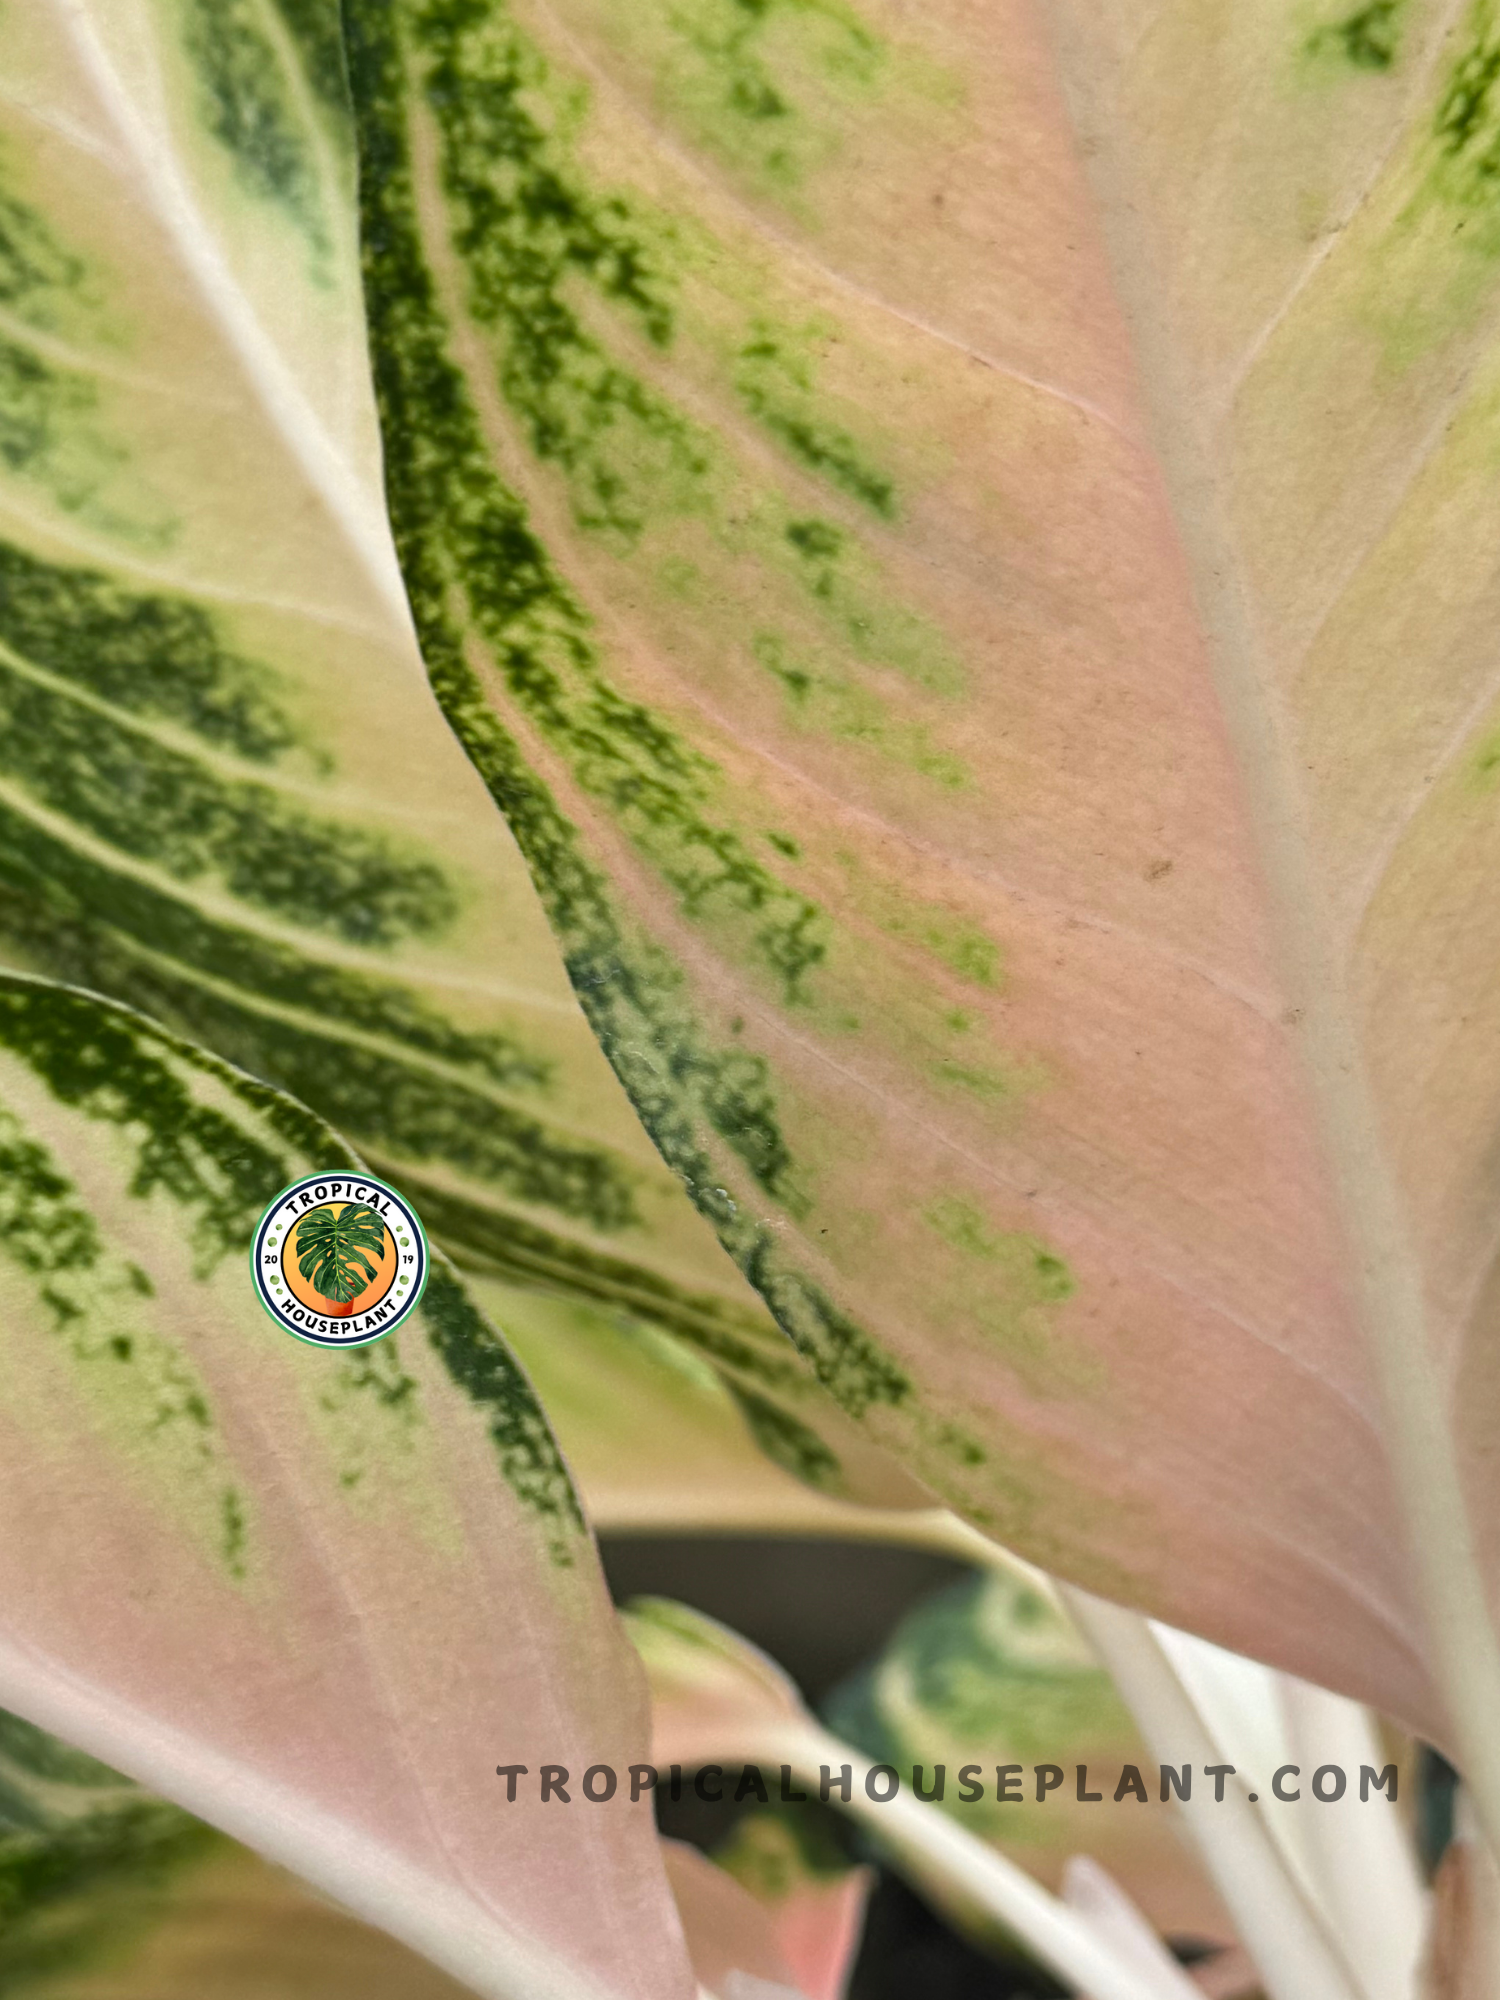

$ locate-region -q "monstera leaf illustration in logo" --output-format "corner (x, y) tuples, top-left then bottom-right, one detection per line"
(294, 1204), (389, 1313)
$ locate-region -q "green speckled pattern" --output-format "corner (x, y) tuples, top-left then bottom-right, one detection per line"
(0, 966), (692, 1993)
(340, 0), (1500, 1738)
(0, 2), (882, 1497)
(0, 975), (580, 1536)
(340, 0), (1141, 1579)
(339, 0), (1094, 1473)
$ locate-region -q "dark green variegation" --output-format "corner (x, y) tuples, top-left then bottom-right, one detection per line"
(0, 1706), (210, 1982)
(339, 0), (1500, 1781)
(0, 974), (580, 1534)
(10, 0), (1500, 1984)
(0, 1707), (540, 1999)
(0, 1715), (300, 2000)
(0, 0), (893, 1507)
(0, 969), (697, 1994)
(337, 0), (1104, 1570)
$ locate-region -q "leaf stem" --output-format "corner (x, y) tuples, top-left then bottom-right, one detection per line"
(1281, 1676), (1427, 2000)
(1060, 1589), (1366, 2000)
(764, 1720), (1203, 2000)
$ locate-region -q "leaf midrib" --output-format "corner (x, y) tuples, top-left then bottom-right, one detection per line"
(49, 0), (414, 638)
(521, 0), (1140, 441)
(1038, 0), (1500, 1816)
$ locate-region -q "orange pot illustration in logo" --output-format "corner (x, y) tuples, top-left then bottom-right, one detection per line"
(252, 1173), (426, 1347)
(287, 1202), (397, 1319)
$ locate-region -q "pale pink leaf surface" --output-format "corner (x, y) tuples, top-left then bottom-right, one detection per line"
(662, 1839), (807, 1999)
(710, 1812), (873, 2000)
(1061, 1856), (1208, 2000)
(759, 1868), (870, 2000)
(341, 0), (1500, 1741)
(0, 981), (693, 2000)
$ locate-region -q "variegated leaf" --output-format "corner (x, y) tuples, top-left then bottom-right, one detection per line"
(0, 0), (911, 1503)
(341, 0), (1500, 1751)
(822, 1570), (1231, 1945)
(0, 1718), (472, 2000)
(710, 1811), (872, 2000)
(0, 976), (690, 2000)
(472, 1269), (949, 1534)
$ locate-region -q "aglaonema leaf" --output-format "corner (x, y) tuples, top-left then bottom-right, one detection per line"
(0, 1704), (209, 1971)
(5, 1835), (482, 2000)
(0, 0), (920, 1509)
(0, 975), (694, 2000)
(821, 1571), (1231, 1946)
(707, 1815), (873, 2000)
(0, 1704), (839, 2000)
(466, 1269), (950, 1536)
(659, 1841), (807, 2000)
(339, 0), (1500, 1755)
(0, 1709), (490, 1998)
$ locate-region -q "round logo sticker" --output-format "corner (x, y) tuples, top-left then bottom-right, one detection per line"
(250, 1174), (427, 1347)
